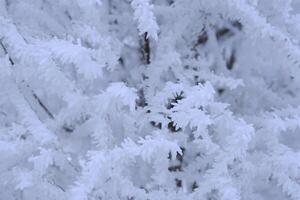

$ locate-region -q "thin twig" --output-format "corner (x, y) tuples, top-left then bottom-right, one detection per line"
(0, 38), (55, 120)
(0, 38), (14, 65)
(32, 92), (54, 119)
(47, 179), (66, 192)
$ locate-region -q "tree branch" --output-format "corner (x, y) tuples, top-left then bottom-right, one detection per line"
(0, 38), (54, 119)
(143, 32), (151, 65)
